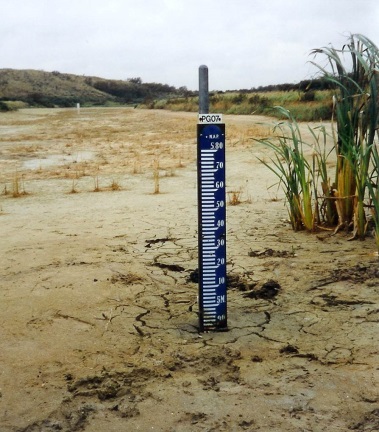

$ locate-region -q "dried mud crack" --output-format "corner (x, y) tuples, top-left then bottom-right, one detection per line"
(1, 108), (378, 432)
(309, 260), (379, 289)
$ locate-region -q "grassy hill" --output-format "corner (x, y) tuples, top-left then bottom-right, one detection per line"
(144, 89), (334, 121)
(0, 68), (334, 121)
(0, 68), (183, 109)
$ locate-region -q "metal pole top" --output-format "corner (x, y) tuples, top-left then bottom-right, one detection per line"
(199, 65), (209, 114)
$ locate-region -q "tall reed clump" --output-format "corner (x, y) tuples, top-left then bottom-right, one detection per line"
(311, 33), (379, 239)
(367, 144), (379, 249)
(256, 34), (379, 247)
(256, 107), (319, 231)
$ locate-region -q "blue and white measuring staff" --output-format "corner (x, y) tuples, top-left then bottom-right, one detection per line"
(197, 113), (227, 332)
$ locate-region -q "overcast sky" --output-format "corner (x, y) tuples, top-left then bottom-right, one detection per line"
(2, 0), (379, 90)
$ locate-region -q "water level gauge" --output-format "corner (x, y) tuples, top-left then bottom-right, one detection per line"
(197, 118), (227, 331)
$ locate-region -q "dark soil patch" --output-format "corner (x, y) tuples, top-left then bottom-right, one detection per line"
(110, 272), (143, 285)
(243, 280), (281, 300)
(67, 367), (156, 400)
(153, 262), (185, 272)
(319, 293), (375, 307)
(310, 261), (379, 289)
(351, 408), (379, 431)
(331, 262), (379, 282)
(187, 268), (199, 283)
(248, 248), (295, 258)
(145, 237), (175, 248)
(280, 344), (299, 355)
(227, 274), (257, 291)
(19, 403), (96, 432)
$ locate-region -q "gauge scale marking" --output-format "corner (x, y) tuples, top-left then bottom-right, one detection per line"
(197, 122), (227, 331)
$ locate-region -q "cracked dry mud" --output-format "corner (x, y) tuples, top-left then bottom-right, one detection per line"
(0, 108), (378, 431)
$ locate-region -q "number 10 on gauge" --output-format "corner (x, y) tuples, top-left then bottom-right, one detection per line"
(197, 122), (227, 332)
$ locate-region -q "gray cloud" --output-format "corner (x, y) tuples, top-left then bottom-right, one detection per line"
(1, 0), (379, 90)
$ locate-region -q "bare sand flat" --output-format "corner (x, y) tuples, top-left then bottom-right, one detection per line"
(0, 108), (378, 431)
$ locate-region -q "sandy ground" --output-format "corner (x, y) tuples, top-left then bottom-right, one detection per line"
(0, 107), (378, 432)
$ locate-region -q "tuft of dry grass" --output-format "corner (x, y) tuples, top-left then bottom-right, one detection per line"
(0, 108), (197, 195)
(176, 145), (184, 168)
(153, 158), (160, 194)
(12, 174), (20, 197)
(93, 175), (101, 192)
(3, 184), (9, 196)
(69, 178), (79, 194)
(11, 172), (28, 198)
(110, 272), (143, 285)
(132, 159), (141, 174)
(228, 189), (242, 206)
(110, 178), (121, 191)
(228, 181), (251, 206)
(164, 168), (176, 177)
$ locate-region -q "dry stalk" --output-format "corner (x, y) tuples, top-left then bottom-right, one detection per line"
(93, 175), (101, 192)
(69, 178), (78, 194)
(133, 158), (141, 174)
(153, 158), (160, 194)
